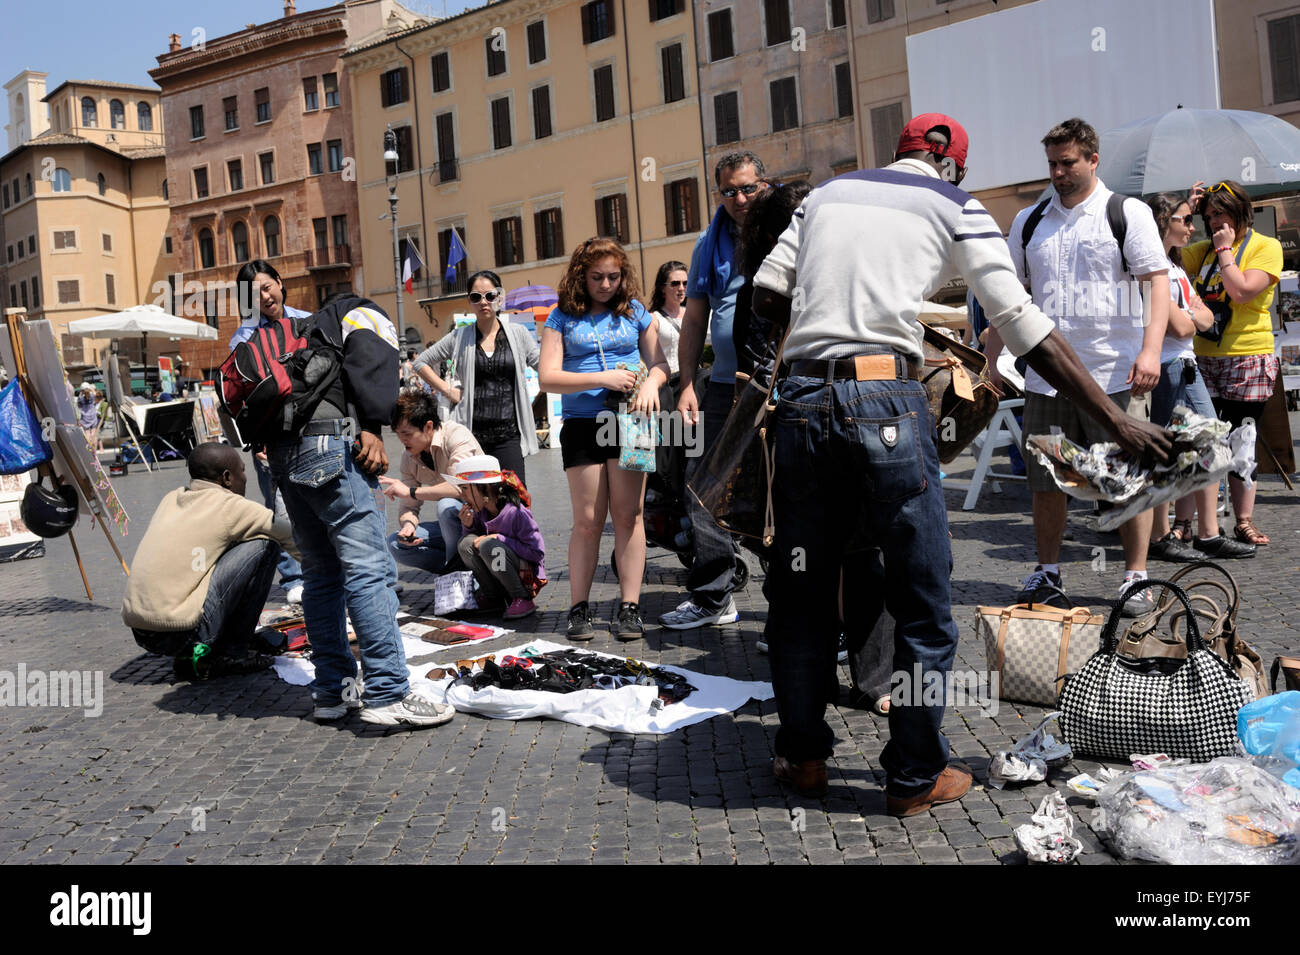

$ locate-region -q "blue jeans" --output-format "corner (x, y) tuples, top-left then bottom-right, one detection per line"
(684, 383), (738, 610)
(388, 498), (463, 572)
(267, 432), (408, 708)
(253, 455), (303, 589)
(764, 373), (956, 797)
(1150, 356), (1217, 426)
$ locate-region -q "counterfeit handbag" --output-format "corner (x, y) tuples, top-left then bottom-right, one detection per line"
(976, 589), (1106, 706)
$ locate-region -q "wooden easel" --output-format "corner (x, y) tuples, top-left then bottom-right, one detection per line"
(5, 313), (130, 600)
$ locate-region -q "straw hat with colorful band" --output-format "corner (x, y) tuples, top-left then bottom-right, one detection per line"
(441, 454), (504, 486)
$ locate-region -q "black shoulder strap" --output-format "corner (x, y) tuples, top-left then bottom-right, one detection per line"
(1019, 199), (1051, 287)
(1106, 193), (1129, 275)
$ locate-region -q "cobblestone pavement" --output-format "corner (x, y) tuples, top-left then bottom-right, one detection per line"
(1, 427), (1297, 866)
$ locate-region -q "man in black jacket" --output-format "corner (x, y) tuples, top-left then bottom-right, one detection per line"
(266, 294), (454, 728)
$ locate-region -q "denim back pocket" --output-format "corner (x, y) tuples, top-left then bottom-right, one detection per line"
(844, 411), (926, 503)
(283, 435), (346, 488)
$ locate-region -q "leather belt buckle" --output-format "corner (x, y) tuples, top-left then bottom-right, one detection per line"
(854, 354), (896, 381)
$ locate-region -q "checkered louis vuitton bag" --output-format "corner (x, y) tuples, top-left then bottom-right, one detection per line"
(1058, 578), (1254, 763)
(977, 591), (1106, 706)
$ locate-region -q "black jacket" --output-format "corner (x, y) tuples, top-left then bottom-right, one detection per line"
(301, 295), (400, 436)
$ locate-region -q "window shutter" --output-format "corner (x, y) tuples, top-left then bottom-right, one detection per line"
(581, 4), (592, 44)
(534, 212), (545, 261)
(595, 198), (606, 236)
(663, 181), (673, 235)
(511, 216), (523, 263)
(553, 208), (564, 255)
(492, 219), (503, 267)
(686, 179), (699, 232)
(616, 194), (629, 244)
(380, 74), (390, 108)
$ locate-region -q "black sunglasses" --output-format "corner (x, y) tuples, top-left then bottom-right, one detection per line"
(1173, 214), (1194, 227)
(719, 182), (766, 199)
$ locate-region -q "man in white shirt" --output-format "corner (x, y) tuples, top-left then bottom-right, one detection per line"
(750, 113), (1172, 812)
(990, 118), (1170, 616)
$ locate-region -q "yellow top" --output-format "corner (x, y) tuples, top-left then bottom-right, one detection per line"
(1183, 233), (1282, 357)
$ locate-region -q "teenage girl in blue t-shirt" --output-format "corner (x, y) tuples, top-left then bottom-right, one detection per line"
(540, 237), (670, 642)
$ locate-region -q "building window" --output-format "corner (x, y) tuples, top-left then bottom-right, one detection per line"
(380, 68), (409, 107)
(255, 88), (271, 123)
(871, 101), (904, 166)
(708, 10), (735, 61)
(332, 215), (348, 249)
(323, 72), (339, 107)
(219, 96), (236, 132)
(314, 218), (328, 251)
(327, 139), (343, 172)
(486, 34), (507, 77)
(594, 65), (616, 122)
(263, 216), (281, 257)
(20, 283), (28, 309)
(58, 280), (80, 304)
(532, 85), (553, 139)
(835, 62), (853, 119)
(25, 173), (32, 197)
(714, 91), (740, 144)
(527, 20), (547, 64)
(82, 96), (98, 127)
(1268, 14), (1300, 103)
(491, 97), (512, 149)
(829, 0), (846, 28)
(228, 158), (243, 191)
(764, 0), (792, 46)
(596, 193), (629, 243)
(162, 178), (168, 200)
(53, 230), (76, 250)
(493, 215), (524, 267)
(662, 43), (686, 103)
(649, 0), (684, 22)
(30, 277), (39, 309)
(190, 105), (205, 139)
(581, 0), (615, 44)
(15, 241), (22, 259)
(866, 0), (895, 24)
(193, 167), (209, 198)
(198, 228), (215, 268)
(232, 221), (250, 263)
(665, 178), (699, 235)
(770, 76), (798, 132)
(28, 235), (35, 254)
(8, 286), (15, 308)
(2, 184), (7, 208)
(439, 226), (468, 292)
(534, 207), (564, 259)
(431, 53), (451, 92)
(138, 101), (153, 130)
(259, 152), (275, 185)
(102, 233), (112, 253)
(105, 273), (115, 305)
(164, 236), (173, 254)
(5, 245), (11, 264)
(97, 172), (107, 196)
(435, 112), (457, 182)
(110, 99), (125, 129)
(308, 142), (323, 175)
(392, 127), (414, 172)
(303, 77), (319, 111)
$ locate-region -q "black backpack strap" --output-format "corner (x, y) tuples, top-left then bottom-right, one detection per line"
(1019, 198), (1051, 286)
(1106, 193), (1129, 275)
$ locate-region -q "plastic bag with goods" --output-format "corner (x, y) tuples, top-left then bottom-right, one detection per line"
(1092, 757), (1300, 865)
(1237, 691), (1300, 788)
(987, 712), (1073, 790)
(1013, 792), (1083, 863)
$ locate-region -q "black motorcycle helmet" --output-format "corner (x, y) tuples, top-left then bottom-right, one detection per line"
(20, 479), (79, 538)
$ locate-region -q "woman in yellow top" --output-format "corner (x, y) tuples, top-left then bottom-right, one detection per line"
(1185, 179), (1282, 546)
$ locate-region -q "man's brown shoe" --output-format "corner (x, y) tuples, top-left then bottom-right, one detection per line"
(886, 764), (972, 817)
(773, 756), (829, 796)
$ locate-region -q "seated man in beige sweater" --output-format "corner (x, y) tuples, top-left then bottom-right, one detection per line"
(123, 442), (300, 680)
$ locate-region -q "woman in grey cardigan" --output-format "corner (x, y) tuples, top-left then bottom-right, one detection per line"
(412, 270), (541, 484)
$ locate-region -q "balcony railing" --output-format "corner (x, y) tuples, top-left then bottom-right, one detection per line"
(305, 244), (352, 270)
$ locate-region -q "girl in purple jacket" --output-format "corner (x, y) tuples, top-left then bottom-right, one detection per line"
(450, 454), (548, 620)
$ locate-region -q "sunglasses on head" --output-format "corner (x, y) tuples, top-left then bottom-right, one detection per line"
(468, 290), (501, 304)
(719, 182), (765, 199)
(1206, 181), (1241, 200)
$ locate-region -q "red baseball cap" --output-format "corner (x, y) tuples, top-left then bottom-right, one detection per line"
(895, 113), (969, 168)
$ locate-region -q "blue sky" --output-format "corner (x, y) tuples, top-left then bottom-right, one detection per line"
(1, 0), (476, 137)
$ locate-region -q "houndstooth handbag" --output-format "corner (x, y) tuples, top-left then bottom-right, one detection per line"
(1058, 577), (1254, 762)
(976, 589), (1106, 706)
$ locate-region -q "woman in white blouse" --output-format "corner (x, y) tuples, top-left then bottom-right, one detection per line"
(648, 260), (688, 377)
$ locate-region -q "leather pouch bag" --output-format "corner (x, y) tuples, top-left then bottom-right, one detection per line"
(919, 322), (1000, 463)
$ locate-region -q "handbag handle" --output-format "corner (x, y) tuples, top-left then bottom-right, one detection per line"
(1101, 577), (1207, 656)
(1164, 559), (1239, 624)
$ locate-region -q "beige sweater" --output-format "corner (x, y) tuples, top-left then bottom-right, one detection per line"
(121, 479), (300, 632)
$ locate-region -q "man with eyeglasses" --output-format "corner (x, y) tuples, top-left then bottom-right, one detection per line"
(661, 151), (769, 631)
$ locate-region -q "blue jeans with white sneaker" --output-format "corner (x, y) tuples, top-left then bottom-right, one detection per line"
(268, 430), (409, 708)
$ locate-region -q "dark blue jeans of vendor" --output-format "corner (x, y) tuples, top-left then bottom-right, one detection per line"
(764, 372), (957, 797)
(387, 498), (464, 573)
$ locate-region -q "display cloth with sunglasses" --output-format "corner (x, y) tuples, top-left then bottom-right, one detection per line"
(412, 286), (541, 480)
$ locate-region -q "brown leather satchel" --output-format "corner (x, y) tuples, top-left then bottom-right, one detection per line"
(919, 322), (1001, 463)
(1115, 561), (1269, 699)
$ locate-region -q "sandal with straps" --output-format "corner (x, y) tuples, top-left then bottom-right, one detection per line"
(1172, 518), (1193, 543)
(1234, 518), (1270, 546)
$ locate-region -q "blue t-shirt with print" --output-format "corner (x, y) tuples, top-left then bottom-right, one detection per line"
(545, 300), (652, 419)
(686, 228), (743, 385)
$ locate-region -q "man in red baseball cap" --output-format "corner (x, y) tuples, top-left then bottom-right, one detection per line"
(894, 112), (970, 182)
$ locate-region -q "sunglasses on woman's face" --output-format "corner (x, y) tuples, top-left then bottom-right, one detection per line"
(468, 290), (501, 304)
(667, 280), (687, 287)
(1173, 214), (1194, 226)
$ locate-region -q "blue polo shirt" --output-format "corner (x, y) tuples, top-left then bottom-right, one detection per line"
(545, 301), (652, 419)
(686, 228), (743, 385)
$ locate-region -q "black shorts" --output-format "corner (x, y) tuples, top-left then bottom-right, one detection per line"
(560, 415), (620, 470)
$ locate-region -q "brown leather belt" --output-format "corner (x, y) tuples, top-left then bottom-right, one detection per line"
(788, 354), (922, 382)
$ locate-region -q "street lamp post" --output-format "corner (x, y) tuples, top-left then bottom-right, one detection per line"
(383, 126), (404, 335)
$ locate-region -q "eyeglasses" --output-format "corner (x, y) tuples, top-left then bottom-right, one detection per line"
(468, 290), (501, 304)
(1173, 214), (1194, 226)
(1206, 181), (1241, 200)
(667, 280), (687, 287)
(719, 182), (765, 199)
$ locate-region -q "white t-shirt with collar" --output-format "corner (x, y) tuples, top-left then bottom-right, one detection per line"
(1008, 180), (1168, 396)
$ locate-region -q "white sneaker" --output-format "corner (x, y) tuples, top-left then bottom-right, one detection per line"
(658, 596), (739, 630)
(286, 584), (304, 606)
(756, 638), (769, 653)
(312, 698), (361, 722)
(360, 692), (455, 727)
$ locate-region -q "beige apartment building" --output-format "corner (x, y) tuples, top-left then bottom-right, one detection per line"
(344, 0), (706, 339)
(149, 0), (425, 377)
(695, 0), (856, 186)
(0, 71), (170, 370)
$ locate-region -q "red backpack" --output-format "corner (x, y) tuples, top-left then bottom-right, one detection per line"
(218, 316), (332, 445)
